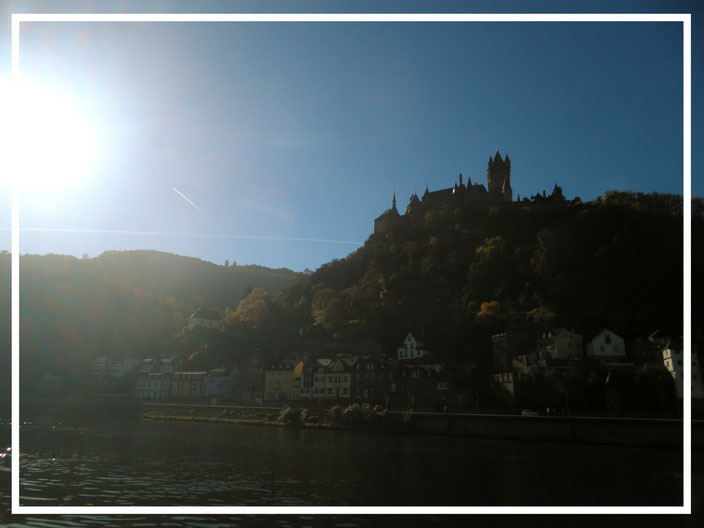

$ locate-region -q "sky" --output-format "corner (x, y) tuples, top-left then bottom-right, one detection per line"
(0, 0), (701, 272)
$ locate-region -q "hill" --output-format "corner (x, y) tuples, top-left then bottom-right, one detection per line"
(0, 250), (299, 395)
(270, 191), (689, 367)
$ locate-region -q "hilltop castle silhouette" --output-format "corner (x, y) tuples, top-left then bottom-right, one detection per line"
(374, 150), (564, 235)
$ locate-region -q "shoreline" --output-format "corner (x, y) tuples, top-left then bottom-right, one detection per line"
(138, 402), (696, 449)
(13, 399), (700, 449)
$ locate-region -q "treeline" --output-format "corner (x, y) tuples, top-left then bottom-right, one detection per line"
(0, 250), (299, 395)
(0, 191), (697, 399)
(243, 191), (690, 369)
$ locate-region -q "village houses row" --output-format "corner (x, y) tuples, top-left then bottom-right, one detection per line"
(123, 332), (463, 409)
(91, 307), (702, 408)
(489, 327), (704, 401)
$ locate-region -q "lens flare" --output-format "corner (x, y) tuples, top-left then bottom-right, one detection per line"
(0, 79), (97, 189)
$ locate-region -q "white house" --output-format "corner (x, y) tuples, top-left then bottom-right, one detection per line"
(397, 333), (430, 361)
(139, 357), (179, 374)
(662, 339), (704, 400)
(586, 329), (629, 366)
(133, 372), (171, 400)
(535, 328), (583, 360)
(189, 307), (220, 330)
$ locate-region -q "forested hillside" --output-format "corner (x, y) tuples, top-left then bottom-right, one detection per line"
(0, 250), (299, 394)
(267, 191), (690, 367)
(0, 191), (696, 399)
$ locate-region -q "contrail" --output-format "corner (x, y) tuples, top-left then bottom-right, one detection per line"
(1, 227), (363, 246)
(172, 187), (206, 215)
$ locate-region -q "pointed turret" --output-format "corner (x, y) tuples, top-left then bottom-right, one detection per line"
(392, 192), (397, 212)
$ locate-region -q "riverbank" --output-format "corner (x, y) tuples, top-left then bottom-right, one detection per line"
(140, 402), (700, 449)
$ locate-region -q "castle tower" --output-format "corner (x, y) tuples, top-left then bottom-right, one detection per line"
(487, 150), (512, 201)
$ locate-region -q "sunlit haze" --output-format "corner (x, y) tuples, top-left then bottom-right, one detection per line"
(0, 80), (98, 190)
(0, 3), (695, 272)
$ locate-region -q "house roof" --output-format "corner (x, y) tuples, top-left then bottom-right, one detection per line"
(589, 328), (622, 342)
(190, 307), (220, 321)
(208, 367), (232, 377)
(404, 332), (428, 348)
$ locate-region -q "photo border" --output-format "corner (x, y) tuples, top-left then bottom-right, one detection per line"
(10, 11), (692, 516)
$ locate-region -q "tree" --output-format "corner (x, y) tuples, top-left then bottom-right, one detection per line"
(224, 288), (273, 331)
(464, 236), (511, 303)
(311, 288), (347, 332)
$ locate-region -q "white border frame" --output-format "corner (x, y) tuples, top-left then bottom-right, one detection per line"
(10, 12), (692, 516)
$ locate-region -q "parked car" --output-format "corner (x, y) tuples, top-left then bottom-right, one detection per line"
(521, 409), (539, 416)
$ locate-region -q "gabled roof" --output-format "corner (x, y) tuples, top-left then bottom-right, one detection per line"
(589, 328), (622, 342)
(403, 332), (428, 348)
(190, 307), (220, 321)
(208, 367), (232, 377)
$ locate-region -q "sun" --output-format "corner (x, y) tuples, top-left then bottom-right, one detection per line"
(1, 79), (97, 190)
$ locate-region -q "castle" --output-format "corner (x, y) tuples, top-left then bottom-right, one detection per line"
(374, 151), (515, 234)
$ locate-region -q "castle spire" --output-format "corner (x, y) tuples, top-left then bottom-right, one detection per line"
(392, 192), (397, 211)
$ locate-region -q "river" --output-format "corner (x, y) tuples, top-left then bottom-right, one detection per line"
(1, 405), (701, 527)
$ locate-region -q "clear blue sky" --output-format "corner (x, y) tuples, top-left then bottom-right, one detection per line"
(0, 1), (700, 272)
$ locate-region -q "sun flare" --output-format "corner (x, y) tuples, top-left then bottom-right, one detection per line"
(1, 79), (97, 190)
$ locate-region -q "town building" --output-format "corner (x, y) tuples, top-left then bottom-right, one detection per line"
(188, 307), (220, 330)
(632, 330), (671, 366)
(311, 358), (353, 400)
(349, 355), (392, 404)
(397, 333), (430, 361)
(90, 355), (140, 391)
(202, 367), (238, 403)
(662, 339), (704, 400)
(134, 372), (171, 400)
(491, 333), (513, 373)
(139, 357), (180, 374)
(534, 328), (583, 362)
(585, 329), (630, 366)
(238, 356), (265, 403)
(264, 360), (301, 401)
(170, 371), (207, 400)
(391, 363), (463, 410)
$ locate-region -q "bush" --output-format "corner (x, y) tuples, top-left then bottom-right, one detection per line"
(373, 405), (389, 421)
(342, 404), (366, 425)
(278, 407), (302, 427)
(329, 404), (343, 424)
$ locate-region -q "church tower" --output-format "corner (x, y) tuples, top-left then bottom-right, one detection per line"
(487, 150), (512, 202)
